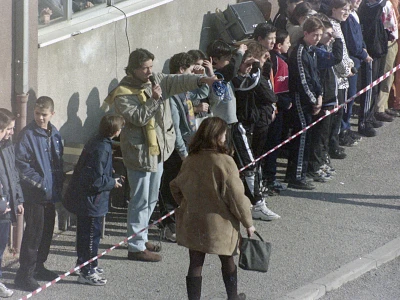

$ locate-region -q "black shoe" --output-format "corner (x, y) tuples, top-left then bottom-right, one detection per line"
(329, 148), (347, 159)
(385, 108), (400, 117)
(358, 124), (377, 137)
(14, 276), (40, 292)
(339, 130), (357, 147)
(287, 180), (316, 190)
(33, 266), (58, 281)
(371, 119), (384, 128)
(375, 112), (394, 122)
(348, 130), (362, 142)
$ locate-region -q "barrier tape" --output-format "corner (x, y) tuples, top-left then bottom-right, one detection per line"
(19, 63), (400, 300)
(19, 211), (174, 300)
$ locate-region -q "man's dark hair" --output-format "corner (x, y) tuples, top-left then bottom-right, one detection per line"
(275, 29), (290, 45)
(125, 48), (155, 76)
(36, 96), (55, 112)
(314, 13), (332, 28)
(289, 2), (312, 25)
(99, 114), (125, 138)
(253, 23), (277, 41)
(206, 40), (232, 59)
(303, 16), (325, 33)
(187, 49), (207, 62)
(0, 109), (15, 131)
(169, 52), (195, 74)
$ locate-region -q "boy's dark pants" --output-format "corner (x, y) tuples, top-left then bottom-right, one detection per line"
(159, 149), (181, 226)
(285, 100), (313, 182)
(76, 216), (102, 275)
(16, 202), (55, 279)
(0, 222), (10, 278)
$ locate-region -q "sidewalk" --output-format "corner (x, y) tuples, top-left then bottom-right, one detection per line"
(3, 119), (400, 300)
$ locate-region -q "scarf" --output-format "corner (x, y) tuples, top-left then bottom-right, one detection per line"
(101, 76), (160, 156)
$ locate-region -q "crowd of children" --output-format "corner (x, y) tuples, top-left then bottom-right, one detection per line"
(0, 0), (399, 297)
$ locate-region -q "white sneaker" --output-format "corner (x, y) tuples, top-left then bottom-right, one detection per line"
(164, 223), (177, 243)
(77, 272), (107, 286)
(251, 201), (281, 221)
(0, 283), (13, 298)
(320, 164), (336, 176)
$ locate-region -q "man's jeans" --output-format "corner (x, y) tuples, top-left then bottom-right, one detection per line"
(127, 163), (163, 252)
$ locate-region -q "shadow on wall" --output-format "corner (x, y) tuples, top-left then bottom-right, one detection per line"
(59, 78), (119, 145)
(59, 92), (84, 144)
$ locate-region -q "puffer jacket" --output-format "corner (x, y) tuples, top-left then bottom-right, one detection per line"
(114, 72), (206, 172)
(15, 121), (63, 203)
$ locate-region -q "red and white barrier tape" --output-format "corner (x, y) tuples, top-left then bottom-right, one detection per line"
(19, 63), (400, 300)
(19, 211), (174, 300)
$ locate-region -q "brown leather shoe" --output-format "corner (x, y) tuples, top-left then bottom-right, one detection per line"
(127, 249), (162, 262)
(145, 242), (161, 252)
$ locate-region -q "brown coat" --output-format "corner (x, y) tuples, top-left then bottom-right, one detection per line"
(170, 150), (253, 256)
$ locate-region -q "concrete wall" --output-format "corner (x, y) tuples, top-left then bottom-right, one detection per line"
(37, 0), (278, 143)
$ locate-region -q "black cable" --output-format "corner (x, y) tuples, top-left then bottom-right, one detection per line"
(110, 5), (131, 55)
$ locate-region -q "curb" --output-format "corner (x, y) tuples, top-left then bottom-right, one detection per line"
(276, 236), (400, 300)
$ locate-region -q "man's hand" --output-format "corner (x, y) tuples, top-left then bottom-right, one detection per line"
(194, 103), (209, 113)
(246, 226), (256, 237)
(312, 95), (323, 115)
(114, 178), (123, 189)
(17, 204), (24, 215)
(203, 59), (214, 76)
(192, 65), (205, 75)
(152, 84), (162, 100)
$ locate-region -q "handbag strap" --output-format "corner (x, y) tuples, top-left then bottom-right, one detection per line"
(254, 231), (264, 241)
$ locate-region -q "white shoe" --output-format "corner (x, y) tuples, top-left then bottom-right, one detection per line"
(0, 283), (13, 297)
(251, 201), (281, 221)
(77, 272), (107, 286)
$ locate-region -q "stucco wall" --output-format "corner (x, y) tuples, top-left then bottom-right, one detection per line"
(37, 0), (277, 143)
(0, 1), (14, 110)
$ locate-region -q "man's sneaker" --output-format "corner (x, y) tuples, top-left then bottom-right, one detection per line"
(251, 201), (281, 221)
(77, 272), (107, 286)
(339, 131), (358, 147)
(0, 283), (13, 297)
(348, 130), (362, 142)
(74, 265), (104, 276)
(307, 169), (332, 182)
(266, 180), (287, 196)
(163, 223), (176, 243)
(288, 179), (316, 190)
(375, 112), (394, 122)
(320, 163), (336, 176)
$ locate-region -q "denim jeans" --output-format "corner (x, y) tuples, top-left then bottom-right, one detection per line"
(127, 163), (163, 252)
(0, 222), (10, 278)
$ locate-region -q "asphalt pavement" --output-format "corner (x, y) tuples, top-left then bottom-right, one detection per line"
(2, 116), (400, 300)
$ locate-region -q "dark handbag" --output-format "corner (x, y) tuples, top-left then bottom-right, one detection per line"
(239, 231), (271, 272)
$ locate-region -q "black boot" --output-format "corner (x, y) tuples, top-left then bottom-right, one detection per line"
(222, 266), (246, 300)
(186, 276), (202, 300)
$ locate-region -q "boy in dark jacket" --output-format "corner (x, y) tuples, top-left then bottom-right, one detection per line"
(14, 96), (64, 291)
(232, 45), (281, 221)
(286, 17), (324, 190)
(0, 108), (24, 297)
(63, 114), (125, 286)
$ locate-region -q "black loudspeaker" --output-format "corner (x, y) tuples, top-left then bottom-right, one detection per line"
(215, 1), (266, 43)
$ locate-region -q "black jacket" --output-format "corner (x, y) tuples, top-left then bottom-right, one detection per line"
(0, 139), (24, 222)
(288, 40), (323, 109)
(63, 135), (115, 217)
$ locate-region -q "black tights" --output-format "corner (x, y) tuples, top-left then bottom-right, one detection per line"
(188, 249), (236, 277)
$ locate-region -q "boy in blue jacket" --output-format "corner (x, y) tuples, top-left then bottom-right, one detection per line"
(63, 114), (125, 286)
(14, 96), (63, 292)
(0, 108), (24, 297)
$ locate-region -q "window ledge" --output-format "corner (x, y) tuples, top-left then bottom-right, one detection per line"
(38, 0), (174, 48)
